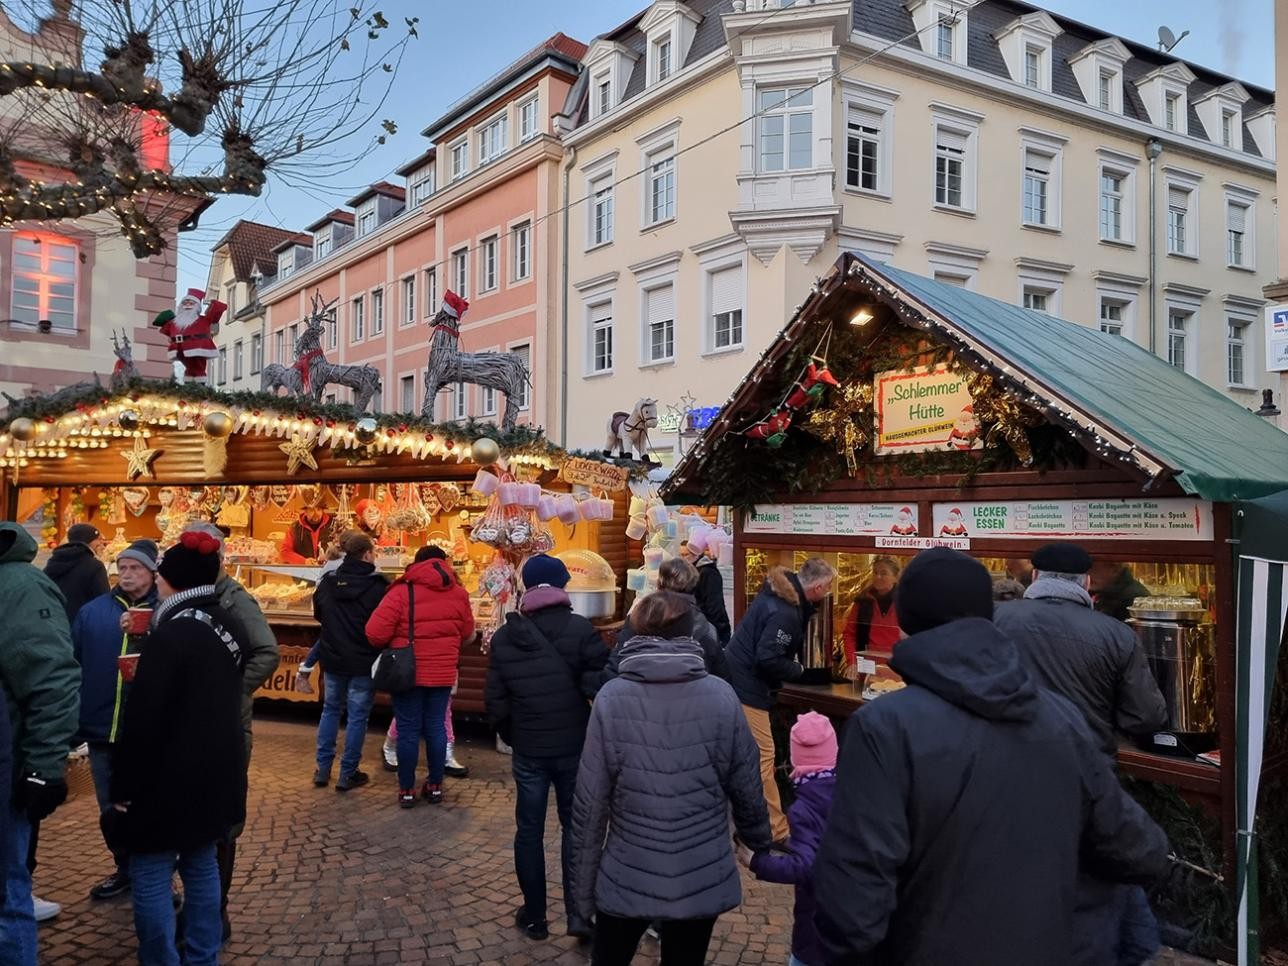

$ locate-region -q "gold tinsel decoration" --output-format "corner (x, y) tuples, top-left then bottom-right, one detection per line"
(966, 373), (1044, 465)
(802, 382), (874, 476)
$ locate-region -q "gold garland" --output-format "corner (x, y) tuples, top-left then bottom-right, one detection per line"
(802, 383), (873, 476)
(966, 373), (1044, 465)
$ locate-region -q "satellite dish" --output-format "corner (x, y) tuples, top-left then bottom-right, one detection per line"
(1157, 25), (1190, 53)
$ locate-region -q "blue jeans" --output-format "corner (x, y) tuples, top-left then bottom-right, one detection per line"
(512, 753), (579, 924)
(88, 743), (127, 871)
(316, 672), (376, 778)
(0, 808), (35, 966)
(392, 686), (451, 790)
(131, 844), (221, 966)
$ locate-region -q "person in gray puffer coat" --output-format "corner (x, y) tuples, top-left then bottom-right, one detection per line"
(570, 590), (773, 966)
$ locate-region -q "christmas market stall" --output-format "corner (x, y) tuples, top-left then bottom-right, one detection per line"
(661, 252), (1288, 958)
(0, 382), (632, 714)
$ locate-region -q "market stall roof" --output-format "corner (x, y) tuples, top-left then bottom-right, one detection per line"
(664, 253), (1288, 504)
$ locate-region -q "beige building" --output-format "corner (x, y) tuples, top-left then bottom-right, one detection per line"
(558, 0), (1279, 460)
(1266, 0), (1288, 381)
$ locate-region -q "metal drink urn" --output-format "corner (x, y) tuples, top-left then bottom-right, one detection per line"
(1127, 596), (1217, 756)
(802, 593), (834, 672)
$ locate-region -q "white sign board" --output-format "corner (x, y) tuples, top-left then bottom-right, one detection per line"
(745, 503), (919, 537)
(1267, 304), (1288, 373)
(875, 365), (980, 455)
(930, 499), (1213, 541)
(875, 535), (971, 551)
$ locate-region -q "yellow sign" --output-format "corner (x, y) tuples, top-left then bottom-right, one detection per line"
(560, 457), (630, 492)
(874, 365), (980, 455)
(254, 645), (317, 703)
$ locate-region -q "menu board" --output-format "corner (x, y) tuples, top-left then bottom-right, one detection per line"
(930, 499), (1213, 541)
(745, 503), (918, 537)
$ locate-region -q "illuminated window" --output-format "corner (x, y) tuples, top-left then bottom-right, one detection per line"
(12, 234), (77, 330)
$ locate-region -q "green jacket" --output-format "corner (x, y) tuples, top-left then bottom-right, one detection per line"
(0, 522), (81, 780)
(215, 571), (280, 740)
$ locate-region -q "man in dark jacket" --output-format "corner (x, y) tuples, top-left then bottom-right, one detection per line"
(72, 539), (160, 901)
(0, 522), (80, 965)
(995, 542), (1169, 965)
(311, 532), (388, 791)
(485, 554), (608, 943)
(109, 530), (247, 966)
(44, 523), (109, 624)
(1091, 560), (1153, 622)
(724, 557), (835, 843)
(814, 548), (1169, 966)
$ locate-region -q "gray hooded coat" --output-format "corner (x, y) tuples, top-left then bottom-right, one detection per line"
(569, 636), (772, 922)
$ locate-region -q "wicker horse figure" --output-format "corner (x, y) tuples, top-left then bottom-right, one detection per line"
(421, 291), (529, 430)
(294, 293), (382, 411)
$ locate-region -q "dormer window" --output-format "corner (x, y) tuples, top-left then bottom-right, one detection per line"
(1070, 38), (1128, 114)
(409, 167), (435, 205)
(907, 1), (969, 66)
(356, 201), (377, 237)
(1135, 62), (1196, 133)
(936, 18), (953, 60)
(1193, 83), (1250, 150)
(640, 2), (699, 88)
(1165, 93), (1180, 131)
(1024, 47), (1041, 88)
(1098, 70), (1113, 110)
(595, 74), (612, 117)
(583, 37), (641, 118)
(1221, 110), (1235, 148)
(314, 227), (332, 258)
(994, 11), (1060, 93)
(277, 250), (295, 279)
(656, 38), (672, 80)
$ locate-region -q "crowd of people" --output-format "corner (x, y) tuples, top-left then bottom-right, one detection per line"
(0, 512), (1178, 965)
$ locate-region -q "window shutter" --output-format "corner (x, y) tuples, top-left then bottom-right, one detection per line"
(936, 128), (967, 152)
(849, 106), (881, 132)
(1168, 186), (1189, 210)
(646, 285), (674, 324)
(591, 302), (612, 325)
(1228, 203), (1247, 232)
(1024, 149), (1049, 173)
(711, 266), (741, 317)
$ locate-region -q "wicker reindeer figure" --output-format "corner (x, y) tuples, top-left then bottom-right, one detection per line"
(293, 292), (382, 411)
(421, 291), (529, 430)
(109, 329), (140, 390)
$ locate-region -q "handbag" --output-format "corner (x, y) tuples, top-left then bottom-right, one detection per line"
(372, 585), (417, 693)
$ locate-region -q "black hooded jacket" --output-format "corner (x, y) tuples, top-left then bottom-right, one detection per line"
(604, 592), (728, 684)
(694, 560), (731, 644)
(44, 542), (109, 623)
(814, 617), (1168, 966)
(312, 557), (389, 678)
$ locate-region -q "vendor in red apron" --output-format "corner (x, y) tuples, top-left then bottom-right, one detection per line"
(280, 507), (333, 564)
(842, 554), (902, 673)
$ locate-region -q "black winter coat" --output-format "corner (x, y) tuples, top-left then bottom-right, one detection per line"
(44, 543), (109, 624)
(813, 617), (1168, 966)
(694, 560), (731, 643)
(109, 588), (247, 854)
(604, 593), (727, 684)
(569, 636), (772, 922)
(484, 596), (608, 759)
(313, 557), (389, 678)
(994, 582), (1167, 757)
(724, 567), (810, 710)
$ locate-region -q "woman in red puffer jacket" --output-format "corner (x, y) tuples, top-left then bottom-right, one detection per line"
(366, 546), (475, 807)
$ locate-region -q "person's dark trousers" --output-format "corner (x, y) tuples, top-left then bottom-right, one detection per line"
(512, 753), (579, 927)
(87, 743), (128, 873)
(1117, 885), (1160, 965)
(591, 912), (717, 966)
(393, 686), (452, 790)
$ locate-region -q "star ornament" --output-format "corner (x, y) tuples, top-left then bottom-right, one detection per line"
(279, 434), (319, 476)
(802, 382), (873, 476)
(121, 435), (163, 480)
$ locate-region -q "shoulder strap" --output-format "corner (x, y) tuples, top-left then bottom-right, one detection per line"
(406, 584), (415, 647)
(524, 613), (582, 694)
(173, 607), (243, 665)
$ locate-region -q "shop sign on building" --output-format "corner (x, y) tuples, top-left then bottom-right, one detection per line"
(930, 499), (1213, 541)
(560, 457), (630, 492)
(874, 365), (980, 455)
(745, 503), (918, 537)
(1266, 304), (1288, 372)
(254, 644), (317, 703)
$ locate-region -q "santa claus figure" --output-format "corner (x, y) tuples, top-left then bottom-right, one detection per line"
(946, 403), (980, 451)
(890, 506), (917, 536)
(152, 287), (227, 385)
(939, 507), (969, 537)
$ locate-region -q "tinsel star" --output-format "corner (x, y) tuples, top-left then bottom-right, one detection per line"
(121, 435), (163, 480)
(802, 382), (873, 476)
(966, 373), (1043, 465)
(279, 434), (319, 476)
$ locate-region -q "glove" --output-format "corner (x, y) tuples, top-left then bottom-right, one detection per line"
(19, 774), (68, 823)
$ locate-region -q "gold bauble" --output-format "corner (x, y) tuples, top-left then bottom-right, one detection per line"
(202, 411), (233, 439)
(8, 417), (36, 442)
(471, 437), (500, 466)
(354, 417), (378, 445)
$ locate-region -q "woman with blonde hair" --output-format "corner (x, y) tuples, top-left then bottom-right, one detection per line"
(842, 555), (902, 668)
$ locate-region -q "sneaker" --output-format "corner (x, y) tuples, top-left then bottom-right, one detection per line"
(312, 768), (330, 788)
(335, 770), (369, 792)
(444, 742), (469, 778)
(514, 905), (549, 941)
(421, 782), (443, 804)
(68, 742), (89, 760)
(32, 896), (61, 922)
(89, 870), (131, 900)
(382, 739), (398, 772)
(398, 788), (417, 809)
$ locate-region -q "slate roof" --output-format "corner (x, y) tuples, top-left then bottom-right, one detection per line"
(304, 209), (354, 233)
(209, 220), (301, 282)
(269, 232), (312, 255)
(346, 181), (406, 207)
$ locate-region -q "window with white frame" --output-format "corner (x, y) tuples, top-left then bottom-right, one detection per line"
(644, 284), (675, 364)
(1167, 184), (1194, 256)
(512, 222), (531, 281)
(934, 126), (967, 209)
(410, 170), (434, 205)
(452, 248), (469, 299)
(1098, 70), (1114, 110)
(452, 381), (468, 420)
(288, 323), (299, 352)
(594, 74), (611, 117)
(655, 37), (672, 82)
(315, 230), (332, 259)
(449, 139), (469, 181)
(709, 264), (743, 351)
(1024, 46), (1042, 88)
(1022, 288), (1050, 312)
(1167, 309), (1190, 370)
(327, 312), (337, 349)
(1164, 92), (1181, 132)
(371, 287), (384, 335)
(481, 236), (498, 291)
(510, 345), (530, 409)
(1226, 199), (1251, 268)
(402, 277), (416, 325)
(479, 114), (507, 164)
(482, 382), (497, 417)
(250, 333), (263, 374)
(217, 348), (227, 385)
(277, 250), (295, 279)
(233, 340), (244, 380)
(1099, 298), (1126, 335)
(1221, 110), (1236, 148)
(275, 331), (285, 363)
(424, 267), (437, 316)
(758, 87), (812, 172)
(400, 375), (415, 413)
(12, 234), (77, 329)
(1099, 169), (1125, 241)
(356, 204), (376, 237)
(1022, 148), (1053, 226)
(847, 107), (881, 192)
(589, 301), (613, 373)
(351, 296), (364, 341)
(1227, 318), (1249, 385)
(587, 173), (614, 247)
(936, 17), (954, 60)
(647, 150), (676, 224)
(519, 96), (540, 141)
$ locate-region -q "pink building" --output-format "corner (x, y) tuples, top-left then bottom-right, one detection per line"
(257, 33), (587, 429)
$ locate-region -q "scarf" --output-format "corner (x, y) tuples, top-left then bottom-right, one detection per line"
(1024, 576), (1093, 608)
(520, 585), (571, 614)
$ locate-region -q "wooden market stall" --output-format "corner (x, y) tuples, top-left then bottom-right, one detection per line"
(661, 253), (1288, 955)
(0, 383), (632, 714)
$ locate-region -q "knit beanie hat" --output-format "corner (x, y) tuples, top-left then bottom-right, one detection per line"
(117, 539), (159, 572)
(68, 523), (101, 545)
(158, 531), (221, 590)
(1031, 542), (1093, 575)
(895, 547), (994, 636)
(522, 553), (570, 589)
(790, 711), (838, 780)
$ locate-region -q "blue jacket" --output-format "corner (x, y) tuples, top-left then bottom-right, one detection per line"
(72, 586), (158, 744)
(724, 567), (810, 710)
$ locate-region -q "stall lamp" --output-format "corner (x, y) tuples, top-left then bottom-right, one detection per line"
(849, 307), (875, 327)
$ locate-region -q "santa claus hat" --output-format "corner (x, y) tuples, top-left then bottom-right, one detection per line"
(442, 290), (469, 320)
(960, 403), (973, 413)
(900, 506), (912, 514)
(950, 507), (963, 516)
(183, 287), (205, 302)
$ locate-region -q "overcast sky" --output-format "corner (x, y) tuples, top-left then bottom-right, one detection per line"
(175, 0), (1276, 293)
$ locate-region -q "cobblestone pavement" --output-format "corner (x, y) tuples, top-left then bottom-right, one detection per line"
(36, 716), (1219, 965)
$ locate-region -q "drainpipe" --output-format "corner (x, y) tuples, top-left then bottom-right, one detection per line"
(560, 144), (577, 448)
(1146, 138), (1164, 355)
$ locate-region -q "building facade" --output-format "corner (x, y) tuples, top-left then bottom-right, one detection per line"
(255, 33), (586, 426)
(1267, 0), (1287, 324)
(559, 0), (1279, 460)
